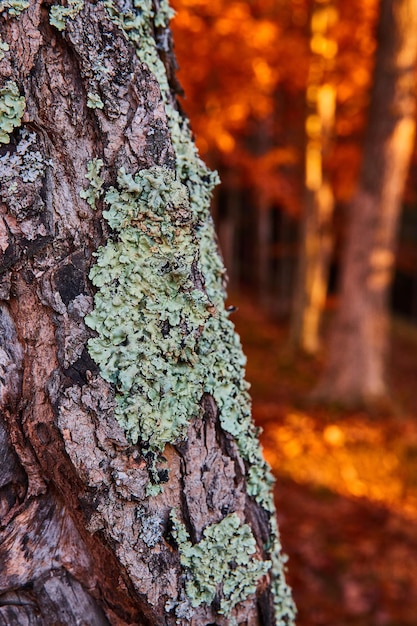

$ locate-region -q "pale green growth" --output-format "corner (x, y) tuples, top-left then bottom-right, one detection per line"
(87, 92), (104, 109)
(0, 0), (29, 16)
(85, 165), (212, 449)
(154, 0), (175, 28)
(171, 512), (271, 615)
(0, 81), (25, 144)
(269, 516), (296, 625)
(49, 0), (83, 31)
(0, 37), (9, 61)
(104, 0), (173, 36)
(80, 158), (104, 208)
(145, 482), (163, 497)
(104, 0), (171, 96)
(122, 0), (291, 586)
(86, 1), (296, 621)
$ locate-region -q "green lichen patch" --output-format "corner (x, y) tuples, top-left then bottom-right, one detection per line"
(85, 165), (212, 449)
(0, 0), (29, 16)
(154, 0), (175, 28)
(103, 0), (172, 95)
(0, 81), (25, 144)
(0, 37), (9, 61)
(269, 516), (296, 625)
(85, 0), (296, 620)
(86, 92), (104, 110)
(171, 511), (271, 616)
(80, 157), (104, 208)
(49, 0), (83, 31)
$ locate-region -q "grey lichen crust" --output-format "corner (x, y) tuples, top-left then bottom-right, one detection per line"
(0, 129), (47, 183)
(82, 0), (296, 622)
(0, 128), (50, 218)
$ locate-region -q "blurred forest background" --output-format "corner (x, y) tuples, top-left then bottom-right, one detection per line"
(170, 0), (417, 624)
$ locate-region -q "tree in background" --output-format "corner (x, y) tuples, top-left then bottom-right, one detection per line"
(0, 0), (295, 623)
(290, 0), (338, 354)
(314, 0), (417, 405)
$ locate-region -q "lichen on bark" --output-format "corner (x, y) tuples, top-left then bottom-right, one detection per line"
(0, 0), (29, 16)
(0, 0), (295, 620)
(49, 0), (83, 31)
(80, 0), (296, 622)
(85, 165), (211, 454)
(0, 80), (25, 144)
(170, 511), (271, 618)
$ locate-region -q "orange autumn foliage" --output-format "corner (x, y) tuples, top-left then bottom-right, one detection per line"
(171, 0), (380, 213)
(171, 0), (308, 210)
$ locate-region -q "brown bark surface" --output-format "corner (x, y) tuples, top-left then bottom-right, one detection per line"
(0, 2), (285, 624)
(314, 0), (417, 404)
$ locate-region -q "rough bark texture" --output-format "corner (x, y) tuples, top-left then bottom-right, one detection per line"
(0, 1), (294, 624)
(314, 0), (417, 404)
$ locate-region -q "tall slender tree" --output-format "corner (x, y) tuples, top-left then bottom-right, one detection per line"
(314, 0), (417, 404)
(291, 0), (338, 354)
(0, 0), (295, 623)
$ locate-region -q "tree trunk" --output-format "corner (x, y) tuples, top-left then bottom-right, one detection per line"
(314, 0), (417, 405)
(257, 199), (271, 311)
(290, 0), (337, 354)
(217, 185), (240, 291)
(0, 1), (295, 624)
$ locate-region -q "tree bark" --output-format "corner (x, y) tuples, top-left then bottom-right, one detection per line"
(313, 0), (417, 405)
(0, 1), (295, 624)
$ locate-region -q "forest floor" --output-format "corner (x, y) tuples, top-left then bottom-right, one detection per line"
(231, 294), (417, 626)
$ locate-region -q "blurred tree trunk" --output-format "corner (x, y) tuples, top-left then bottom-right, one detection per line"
(257, 197), (272, 310)
(256, 117), (273, 312)
(274, 210), (295, 319)
(217, 185), (240, 290)
(314, 0), (417, 405)
(0, 1), (295, 624)
(290, 0), (337, 354)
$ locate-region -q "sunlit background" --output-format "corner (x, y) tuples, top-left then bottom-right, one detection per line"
(170, 1), (417, 624)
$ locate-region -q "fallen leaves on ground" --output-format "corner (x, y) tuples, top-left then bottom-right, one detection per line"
(232, 294), (417, 626)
